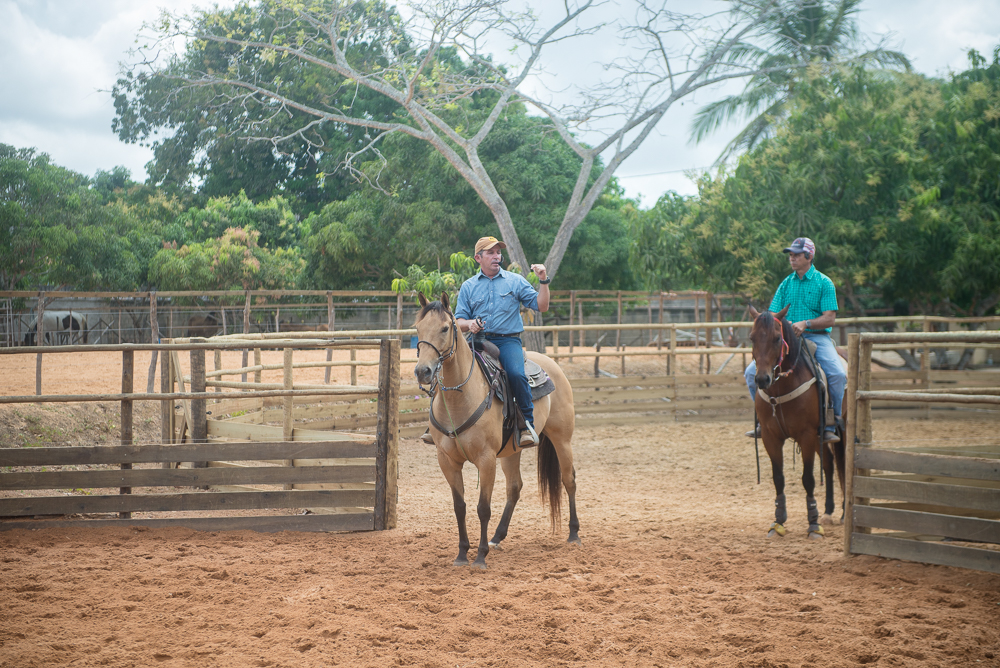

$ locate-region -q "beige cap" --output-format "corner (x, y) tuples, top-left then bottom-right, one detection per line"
(475, 236), (507, 254)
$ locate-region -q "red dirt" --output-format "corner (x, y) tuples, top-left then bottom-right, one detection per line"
(1, 351), (999, 667)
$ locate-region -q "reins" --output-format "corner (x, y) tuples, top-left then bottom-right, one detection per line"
(418, 314), (493, 444)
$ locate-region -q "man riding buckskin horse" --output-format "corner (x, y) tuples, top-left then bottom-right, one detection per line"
(420, 236), (550, 448)
(744, 237), (846, 443)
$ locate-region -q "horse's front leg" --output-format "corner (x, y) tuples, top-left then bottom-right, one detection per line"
(765, 440), (788, 538)
(472, 457), (497, 570)
(489, 451), (523, 550)
(438, 449), (470, 566)
(800, 439), (824, 539)
(820, 441), (838, 526)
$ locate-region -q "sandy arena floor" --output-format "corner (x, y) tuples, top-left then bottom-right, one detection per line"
(1, 350), (999, 667)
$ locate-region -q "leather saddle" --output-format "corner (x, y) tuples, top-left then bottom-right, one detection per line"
(472, 337), (556, 453)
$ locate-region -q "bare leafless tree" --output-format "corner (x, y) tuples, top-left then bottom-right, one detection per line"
(125, 0), (824, 277)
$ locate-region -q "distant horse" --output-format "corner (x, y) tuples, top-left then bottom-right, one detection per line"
(24, 312), (88, 346)
(186, 313), (221, 338)
(413, 293), (580, 569)
(749, 305), (846, 539)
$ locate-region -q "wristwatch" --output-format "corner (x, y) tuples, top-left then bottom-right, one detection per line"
(805, 320), (811, 330)
(538, 278), (551, 284)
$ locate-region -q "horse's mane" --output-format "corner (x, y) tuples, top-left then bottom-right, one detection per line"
(417, 300), (450, 321)
(756, 310), (802, 370)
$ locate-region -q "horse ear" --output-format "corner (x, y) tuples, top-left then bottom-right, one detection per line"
(441, 292), (451, 311)
(417, 292), (428, 308)
(749, 305), (760, 318)
(776, 305), (790, 320)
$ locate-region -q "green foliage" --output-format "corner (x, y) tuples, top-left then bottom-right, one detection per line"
(0, 145), (161, 291)
(391, 252), (478, 303)
(148, 227), (303, 291)
(635, 51), (1000, 316)
(174, 190), (299, 248)
(112, 0), (405, 214)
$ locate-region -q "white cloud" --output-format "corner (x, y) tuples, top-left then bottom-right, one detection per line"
(1, 0), (997, 198)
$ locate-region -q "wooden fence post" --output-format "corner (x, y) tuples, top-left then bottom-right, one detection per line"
(617, 291), (624, 375)
(35, 292), (44, 397)
(669, 326), (677, 376)
(120, 350), (134, 519)
(396, 292), (403, 336)
(843, 333), (860, 556)
(325, 292), (334, 384)
(160, 345), (173, 467)
(350, 336), (357, 385)
(190, 343), (208, 472)
(375, 338), (400, 530)
(242, 290), (250, 383)
(578, 297), (585, 349)
(569, 291), (576, 362)
(706, 292), (713, 374)
(282, 348), (294, 488)
(214, 350), (222, 393)
(147, 292), (159, 392)
(657, 293), (664, 352)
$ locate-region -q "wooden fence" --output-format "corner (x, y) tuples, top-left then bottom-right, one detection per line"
(844, 331), (1000, 574)
(0, 338), (399, 532)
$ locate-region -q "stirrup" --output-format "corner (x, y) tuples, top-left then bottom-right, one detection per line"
(519, 422), (539, 448)
(420, 428), (435, 444)
(822, 430), (840, 444)
(745, 425), (761, 438)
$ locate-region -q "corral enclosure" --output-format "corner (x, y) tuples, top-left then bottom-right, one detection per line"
(2, 304), (1000, 666)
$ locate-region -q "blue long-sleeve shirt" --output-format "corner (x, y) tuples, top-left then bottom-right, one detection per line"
(454, 269), (539, 335)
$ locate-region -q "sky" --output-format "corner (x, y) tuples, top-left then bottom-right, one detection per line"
(2, 0), (999, 206)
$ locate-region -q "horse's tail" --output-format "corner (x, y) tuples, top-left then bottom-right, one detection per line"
(537, 432), (562, 532)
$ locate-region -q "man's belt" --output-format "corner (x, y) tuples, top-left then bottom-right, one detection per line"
(484, 332), (521, 338)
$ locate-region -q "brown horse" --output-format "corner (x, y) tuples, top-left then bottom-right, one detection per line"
(749, 305), (846, 539)
(413, 293), (580, 569)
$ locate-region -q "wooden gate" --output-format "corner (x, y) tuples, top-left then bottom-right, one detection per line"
(0, 338), (399, 532)
(843, 331), (1000, 573)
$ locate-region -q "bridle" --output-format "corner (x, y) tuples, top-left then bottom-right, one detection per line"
(753, 317), (797, 384)
(415, 313), (475, 396)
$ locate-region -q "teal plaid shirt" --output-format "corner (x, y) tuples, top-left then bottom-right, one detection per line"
(769, 265), (838, 333)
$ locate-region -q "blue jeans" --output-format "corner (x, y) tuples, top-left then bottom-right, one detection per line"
(744, 332), (846, 428)
(488, 335), (534, 427)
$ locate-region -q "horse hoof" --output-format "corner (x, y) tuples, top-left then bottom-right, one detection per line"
(488, 542), (503, 551)
(808, 525), (825, 540)
(567, 535), (582, 545)
(820, 514), (835, 526)
(471, 561), (487, 570)
(453, 558), (469, 567)
(767, 522), (787, 538)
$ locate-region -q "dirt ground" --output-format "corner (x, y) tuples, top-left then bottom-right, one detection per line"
(1, 351), (999, 668)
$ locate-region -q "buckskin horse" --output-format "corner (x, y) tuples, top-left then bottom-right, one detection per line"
(749, 305), (846, 539)
(413, 293), (580, 569)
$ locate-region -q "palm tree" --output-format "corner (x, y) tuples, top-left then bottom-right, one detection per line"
(692, 0), (910, 161)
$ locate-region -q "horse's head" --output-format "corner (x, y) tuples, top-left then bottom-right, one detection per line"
(749, 305), (790, 390)
(413, 292), (458, 386)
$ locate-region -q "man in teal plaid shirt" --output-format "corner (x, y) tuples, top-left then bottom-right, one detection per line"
(744, 237), (846, 443)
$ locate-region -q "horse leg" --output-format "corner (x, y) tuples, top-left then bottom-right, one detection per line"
(554, 434), (580, 545)
(471, 457), (497, 570)
(820, 441), (837, 525)
(437, 450), (470, 566)
(489, 452), (523, 550)
(801, 441), (824, 539)
(765, 441), (788, 538)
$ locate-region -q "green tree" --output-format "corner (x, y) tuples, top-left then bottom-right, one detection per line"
(148, 227), (303, 291)
(692, 0), (910, 160)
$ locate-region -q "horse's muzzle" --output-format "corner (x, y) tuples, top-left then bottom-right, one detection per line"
(755, 374), (773, 391)
(414, 364), (434, 385)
